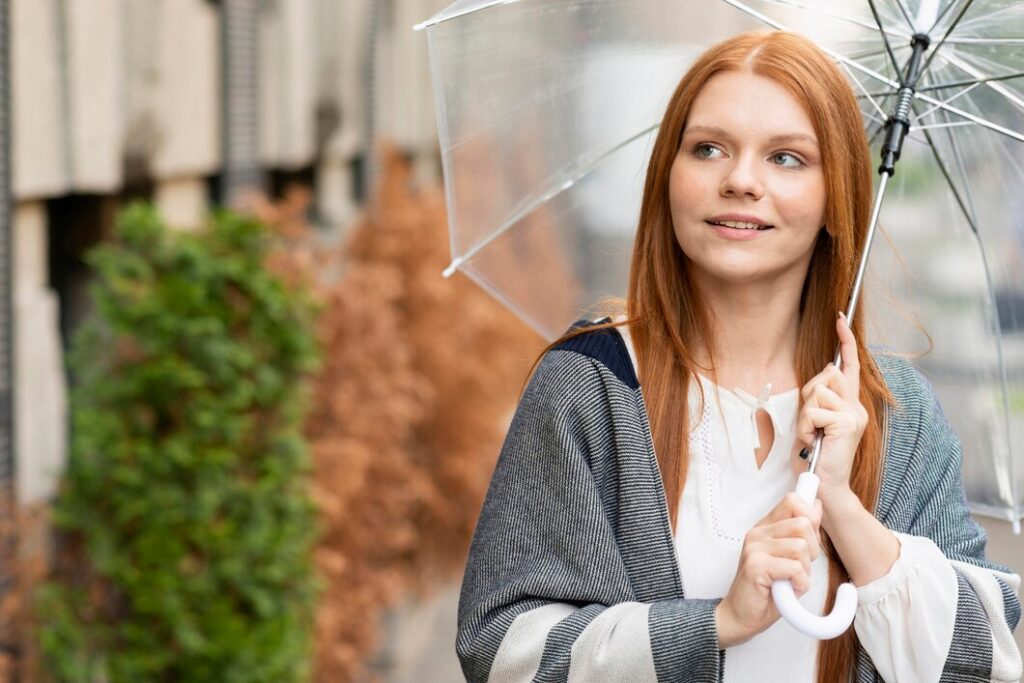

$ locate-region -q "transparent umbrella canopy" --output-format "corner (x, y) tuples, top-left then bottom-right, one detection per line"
(414, 0), (1024, 529)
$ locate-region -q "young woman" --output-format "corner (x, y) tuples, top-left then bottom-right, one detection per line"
(455, 30), (1022, 683)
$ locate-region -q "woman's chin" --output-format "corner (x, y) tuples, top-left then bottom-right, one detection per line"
(689, 259), (781, 286)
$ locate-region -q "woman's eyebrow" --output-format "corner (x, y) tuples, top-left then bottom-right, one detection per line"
(683, 124), (819, 148)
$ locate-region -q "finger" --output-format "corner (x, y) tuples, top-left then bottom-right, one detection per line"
(764, 517), (821, 562)
(758, 492), (810, 526)
(800, 368), (827, 401)
(794, 405), (827, 448)
(797, 405), (857, 444)
(743, 538), (812, 579)
(757, 531), (816, 571)
(825, 363), (852, 400)
(837, 312), (860, 392)
(808, 383), (844, 411)
(780, 537), (814, 573)
(746, 554), (810, 593)
(800, 362), (848, 402)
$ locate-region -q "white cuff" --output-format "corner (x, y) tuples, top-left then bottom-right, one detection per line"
(853, 532), (957, 683)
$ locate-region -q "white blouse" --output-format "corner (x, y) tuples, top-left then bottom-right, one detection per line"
(614, 317), (961, 682)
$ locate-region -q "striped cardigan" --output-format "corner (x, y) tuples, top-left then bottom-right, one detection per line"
(456, 320), (1022, 682)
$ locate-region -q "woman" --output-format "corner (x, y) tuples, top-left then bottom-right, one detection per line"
(455, 30), (1021, 682)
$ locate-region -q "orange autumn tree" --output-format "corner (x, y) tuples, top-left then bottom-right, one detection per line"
(259, 143), (580, 682)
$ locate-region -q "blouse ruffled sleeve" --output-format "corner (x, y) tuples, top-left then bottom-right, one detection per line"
(853, 531), (958, 683)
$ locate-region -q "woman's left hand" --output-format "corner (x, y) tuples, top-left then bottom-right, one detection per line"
(794, 312), (869, 513)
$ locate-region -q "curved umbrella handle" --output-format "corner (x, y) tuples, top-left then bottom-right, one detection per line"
(770, 472), (858, 640)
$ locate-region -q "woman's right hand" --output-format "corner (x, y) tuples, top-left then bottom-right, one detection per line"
(714, 492), (823, 648)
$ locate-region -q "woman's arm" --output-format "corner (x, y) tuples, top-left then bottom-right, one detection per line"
(821, 489), (900, 586)
(456, 349), (724, 683)
(823, 366), (1021, 683)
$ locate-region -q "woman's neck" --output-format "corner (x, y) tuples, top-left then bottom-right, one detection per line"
(691, 280), (803, 395)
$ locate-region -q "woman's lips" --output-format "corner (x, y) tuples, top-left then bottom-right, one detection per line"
(706, 220), (774, 241)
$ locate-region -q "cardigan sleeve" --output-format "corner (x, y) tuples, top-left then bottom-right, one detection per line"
(455, 349), (724, 683)
(865, 366), (1022, 683)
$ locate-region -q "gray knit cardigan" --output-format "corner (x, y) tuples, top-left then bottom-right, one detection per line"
(456, 319), (1022, 682)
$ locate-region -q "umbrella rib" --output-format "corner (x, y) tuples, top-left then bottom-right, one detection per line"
(891, 0), (918, 32)
(926, 0), (960, 36)
(941, 37), (1024, 46)
(918, 70), (1024, 93)
(932, 92), (981, 229)
(759, 0), (909, 40)
(442, 121), (659, 278)
(915, 81), (982, 121)
(840, 60), (890, 122)
(911, 120), (976, 131)
(929, 50), (1024, 113)
(855, 88), (901, 100)
(918, 0), (977, 82)
(845, 44), (904, 61)
(914, 91), (1024, 143)
(412, 0), (518, 31)
(866, 0), (903, 77)
(918, 121), (978, 234)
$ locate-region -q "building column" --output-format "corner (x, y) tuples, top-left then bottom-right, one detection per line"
(12, 201), (66, 506)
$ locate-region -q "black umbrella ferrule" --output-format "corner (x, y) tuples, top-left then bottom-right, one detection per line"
(878, 34), (932, 177)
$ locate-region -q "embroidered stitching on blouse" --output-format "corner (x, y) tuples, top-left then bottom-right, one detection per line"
(696, 398), (745, 544)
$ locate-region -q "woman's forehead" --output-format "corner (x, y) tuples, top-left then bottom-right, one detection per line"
(686, 72), (819, 145)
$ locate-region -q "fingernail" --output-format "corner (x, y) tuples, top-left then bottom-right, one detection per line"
(799, 447), (810, 460)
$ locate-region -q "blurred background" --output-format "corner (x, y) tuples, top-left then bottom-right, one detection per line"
(0, 1), (1019, 682)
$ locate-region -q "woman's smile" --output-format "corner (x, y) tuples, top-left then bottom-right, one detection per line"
(708, 221), (774, 241)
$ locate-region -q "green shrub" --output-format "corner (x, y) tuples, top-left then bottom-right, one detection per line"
(38, 203), (321, 683)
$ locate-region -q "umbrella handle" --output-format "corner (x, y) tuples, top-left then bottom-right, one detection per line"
(770, 472), (858, 640)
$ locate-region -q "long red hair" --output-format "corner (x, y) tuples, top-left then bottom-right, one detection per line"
(524, 30), (896, 680)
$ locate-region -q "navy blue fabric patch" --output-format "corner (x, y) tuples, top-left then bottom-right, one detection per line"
(554, 318), (640, 390)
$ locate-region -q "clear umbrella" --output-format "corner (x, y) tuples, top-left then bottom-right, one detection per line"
(414, 0), (1024, 634)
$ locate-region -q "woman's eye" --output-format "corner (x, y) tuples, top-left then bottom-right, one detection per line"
(695, 143), (721, 159)
(771, 152), (803, 168)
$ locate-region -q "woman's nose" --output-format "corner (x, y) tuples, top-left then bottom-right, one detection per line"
(720, 154), (765, 200)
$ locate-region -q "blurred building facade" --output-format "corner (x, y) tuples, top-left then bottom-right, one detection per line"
(10, 0), (449, 507)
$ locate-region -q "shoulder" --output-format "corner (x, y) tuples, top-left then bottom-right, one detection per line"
(516, 319), (641, 428)
(522, 320), (622, 412)
(545, 317), (639, 390)
(869, 344), (942, 422)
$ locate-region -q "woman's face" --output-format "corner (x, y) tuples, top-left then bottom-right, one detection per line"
(670, 69), (827, 287)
